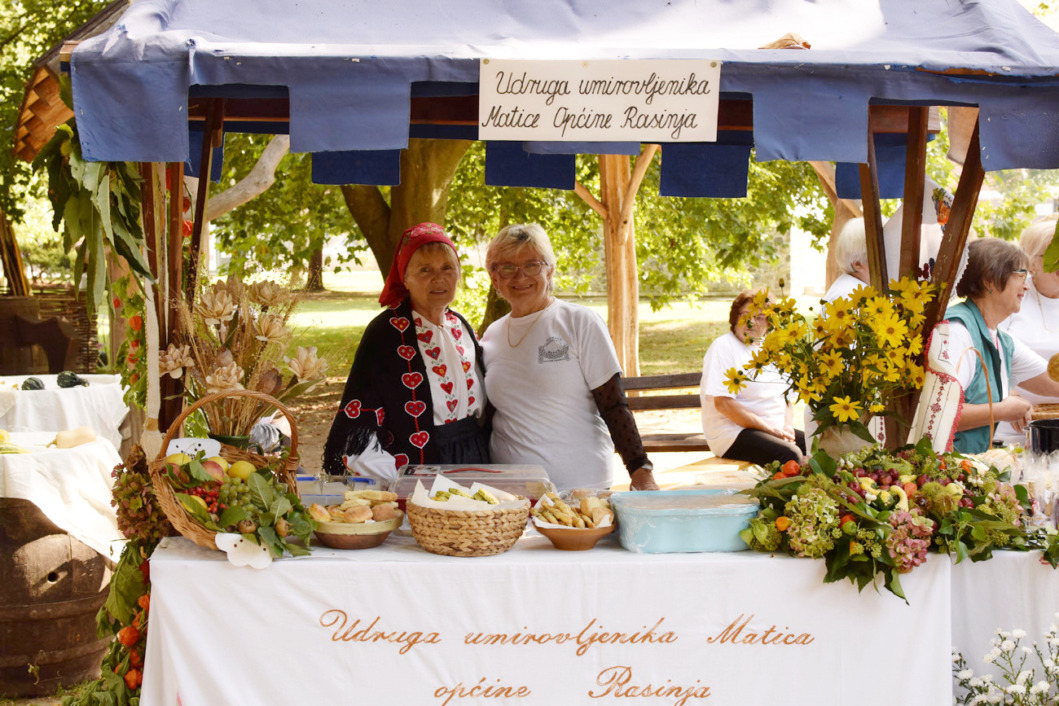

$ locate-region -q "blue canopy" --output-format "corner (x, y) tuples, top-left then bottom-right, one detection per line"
(70, 0), (1059, 193)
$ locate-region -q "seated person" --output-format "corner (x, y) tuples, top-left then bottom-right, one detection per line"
(699, 290), (805, 465)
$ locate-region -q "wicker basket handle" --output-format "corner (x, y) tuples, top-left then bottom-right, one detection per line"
(156, 388), (300, 465)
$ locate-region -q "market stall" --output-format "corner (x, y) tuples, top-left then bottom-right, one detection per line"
(141, 534), (952, 705)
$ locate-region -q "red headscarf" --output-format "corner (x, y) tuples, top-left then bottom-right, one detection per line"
(378, 222), (460, 308)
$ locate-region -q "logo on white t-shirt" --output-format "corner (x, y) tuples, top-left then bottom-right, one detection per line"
(538, 336), (570, 364)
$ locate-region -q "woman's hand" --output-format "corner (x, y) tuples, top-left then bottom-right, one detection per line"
(630, 467), (659, 491)
(999, 394), (1034, 433)
(763, 423), (796, 444)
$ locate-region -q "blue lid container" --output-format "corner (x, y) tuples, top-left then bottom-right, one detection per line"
(610, 489), (758, 553)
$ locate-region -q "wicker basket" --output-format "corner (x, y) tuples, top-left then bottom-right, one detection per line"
(148, 389), (300, 551)
(406, 499), (530, 557)
(1033, 404), (1059, 421)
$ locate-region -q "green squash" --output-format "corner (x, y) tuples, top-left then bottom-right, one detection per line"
(20, 377), (45, 391)
(56, 371), (89, 388)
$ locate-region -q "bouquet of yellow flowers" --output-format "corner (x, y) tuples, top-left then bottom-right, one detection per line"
(160, 277), (329, 437)
(724, 277), (936, 443)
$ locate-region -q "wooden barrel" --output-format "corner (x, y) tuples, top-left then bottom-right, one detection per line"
(0, 296), (48, 375)
(0, 499), (112, 698)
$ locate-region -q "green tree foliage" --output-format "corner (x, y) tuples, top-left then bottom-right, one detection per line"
(209, 134), (353, 278)
(1, 0), (110, 220)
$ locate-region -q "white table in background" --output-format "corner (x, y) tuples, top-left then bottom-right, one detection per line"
(0, 374), (128, 451)
(0, 431), (124, 560)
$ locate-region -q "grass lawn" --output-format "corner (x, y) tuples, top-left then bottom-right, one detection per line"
(286, 285), (734, 377)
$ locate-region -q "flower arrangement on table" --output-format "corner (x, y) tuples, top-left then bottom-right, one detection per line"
(740, 438), (1059, 601)
(724, 278), (936, 449)
(159, 277), (329, 438)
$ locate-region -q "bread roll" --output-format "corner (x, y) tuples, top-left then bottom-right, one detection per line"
(372, 504), (397, 522)
(342, 505), (373, 523)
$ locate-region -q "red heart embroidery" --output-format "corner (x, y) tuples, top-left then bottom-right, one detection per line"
(446, 312), (458, 324)
(440, 381), (454, 394)
(466, 378), (474, 389)
(452, 328), (463, 340)
(432, 364), (447, 377)
(425, 347), (441, 360)
(397, 345), (416, 360)
(456, 346), (465, 355)
(390, 316), (410, 331)
(401, 372), (424, 389)
(462, 361), (471, 373)
(446, 399), (458, 412)
(417, 330), (433, 344)
(468, 396), (475, 405)
(405, 400), (427, 417)
(375, 409), (385, 426)
(393, 453), (409, 469)
(343, 400), (362, 418)
(410, 431), (430, 448)
(413, 317), (422, 326)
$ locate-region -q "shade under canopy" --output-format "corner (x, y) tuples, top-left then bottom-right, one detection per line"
(70, 0), (1059, 190)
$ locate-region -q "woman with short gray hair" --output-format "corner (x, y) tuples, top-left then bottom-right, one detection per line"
(481, 223), (658, 492)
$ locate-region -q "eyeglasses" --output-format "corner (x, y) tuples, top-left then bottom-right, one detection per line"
(1012, 269), (1029, 282)
(493, 261), (548, 279)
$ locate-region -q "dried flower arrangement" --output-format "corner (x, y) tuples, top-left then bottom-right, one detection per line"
(159, 276), (328, 437)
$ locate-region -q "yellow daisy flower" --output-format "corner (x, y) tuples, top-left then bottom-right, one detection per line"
(723, 368), (749, 394)
(873, 312), (908, 348)
(829, 395), (862, 423)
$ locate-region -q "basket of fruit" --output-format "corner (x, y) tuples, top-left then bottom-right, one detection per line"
(148, 389), (314, 555)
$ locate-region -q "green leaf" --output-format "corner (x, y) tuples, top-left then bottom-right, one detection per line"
(102, 548), (145, 626)
(93, 170), (113, 243)
(186, 459), (214, 484)
(268, 496), (292, 521)
(217, 505), (248, 530)
(256, 525), (284, 557)
(176, 492), (211, 525)
(248, 472), (277, 509)
(1043, 221), (1059, 272)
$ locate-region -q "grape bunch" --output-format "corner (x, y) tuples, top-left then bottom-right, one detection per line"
(111, 448), (173, 546)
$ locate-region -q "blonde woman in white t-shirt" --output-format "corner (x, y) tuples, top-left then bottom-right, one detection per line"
(480, 223), (658, 492)
(700, 290), (804, 465)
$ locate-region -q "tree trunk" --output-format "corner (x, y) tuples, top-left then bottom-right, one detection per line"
(478, 286), (511, 338)
(599, 155), (640, 377)
(340, 138), (472, 277)
(305, 246), (325, 292)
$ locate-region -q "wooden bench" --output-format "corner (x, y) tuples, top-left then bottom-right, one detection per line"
(623, 372), (711, 453)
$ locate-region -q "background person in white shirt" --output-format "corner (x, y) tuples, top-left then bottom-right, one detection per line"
(997, 216), (1059, 444)
(823, 218), (871, 304)
(700, 290), (804, 465)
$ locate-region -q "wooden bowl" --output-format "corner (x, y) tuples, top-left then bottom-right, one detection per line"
(534, 522), (615, 551)
(313, 513), (403, 550)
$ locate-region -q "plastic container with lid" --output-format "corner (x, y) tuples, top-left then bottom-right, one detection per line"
(610, 488), (758, 553)
(389, 464), (554, 509)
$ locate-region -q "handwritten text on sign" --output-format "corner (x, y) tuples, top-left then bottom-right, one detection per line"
(478, 59), (721, 142)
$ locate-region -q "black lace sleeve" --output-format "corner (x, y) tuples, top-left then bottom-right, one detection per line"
(591, 373), (651, 475)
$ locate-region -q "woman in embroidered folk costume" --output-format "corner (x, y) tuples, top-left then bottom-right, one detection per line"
(322, 223), (489, 483)
(480, 223), (658, 492)
(938, 238), (1059, 453)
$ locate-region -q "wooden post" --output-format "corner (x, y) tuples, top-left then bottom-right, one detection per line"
(162, 162), (186, 430)
(858, 131), (889, 292)
(924, 119), (985, 330)
(899, 107), (929, 280)
(187, 98), (225, 301)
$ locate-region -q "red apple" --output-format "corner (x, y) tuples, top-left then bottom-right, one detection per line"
(200, 460), (226, 484)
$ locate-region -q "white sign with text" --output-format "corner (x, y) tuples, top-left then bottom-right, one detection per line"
(478, 59), (720, 142)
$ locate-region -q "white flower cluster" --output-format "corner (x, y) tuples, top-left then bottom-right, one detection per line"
(953, 618), (1059, 706)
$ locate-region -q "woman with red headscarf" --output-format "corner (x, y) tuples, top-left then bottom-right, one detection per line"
(322, 223), (489, 483)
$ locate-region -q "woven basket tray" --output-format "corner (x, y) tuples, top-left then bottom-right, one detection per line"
(407, 499), (530, 557)
(148, 389), (300, 551)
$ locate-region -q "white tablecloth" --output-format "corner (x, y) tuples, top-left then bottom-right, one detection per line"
(0, 374), (128, 451)
(951, 551), (1059, 681)
(0, 431), (124, 560)
(141, 535), (952, 706)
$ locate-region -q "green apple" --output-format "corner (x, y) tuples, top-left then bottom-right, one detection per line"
(164, 452), (192, 465)
(227, 460), (256, 481)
